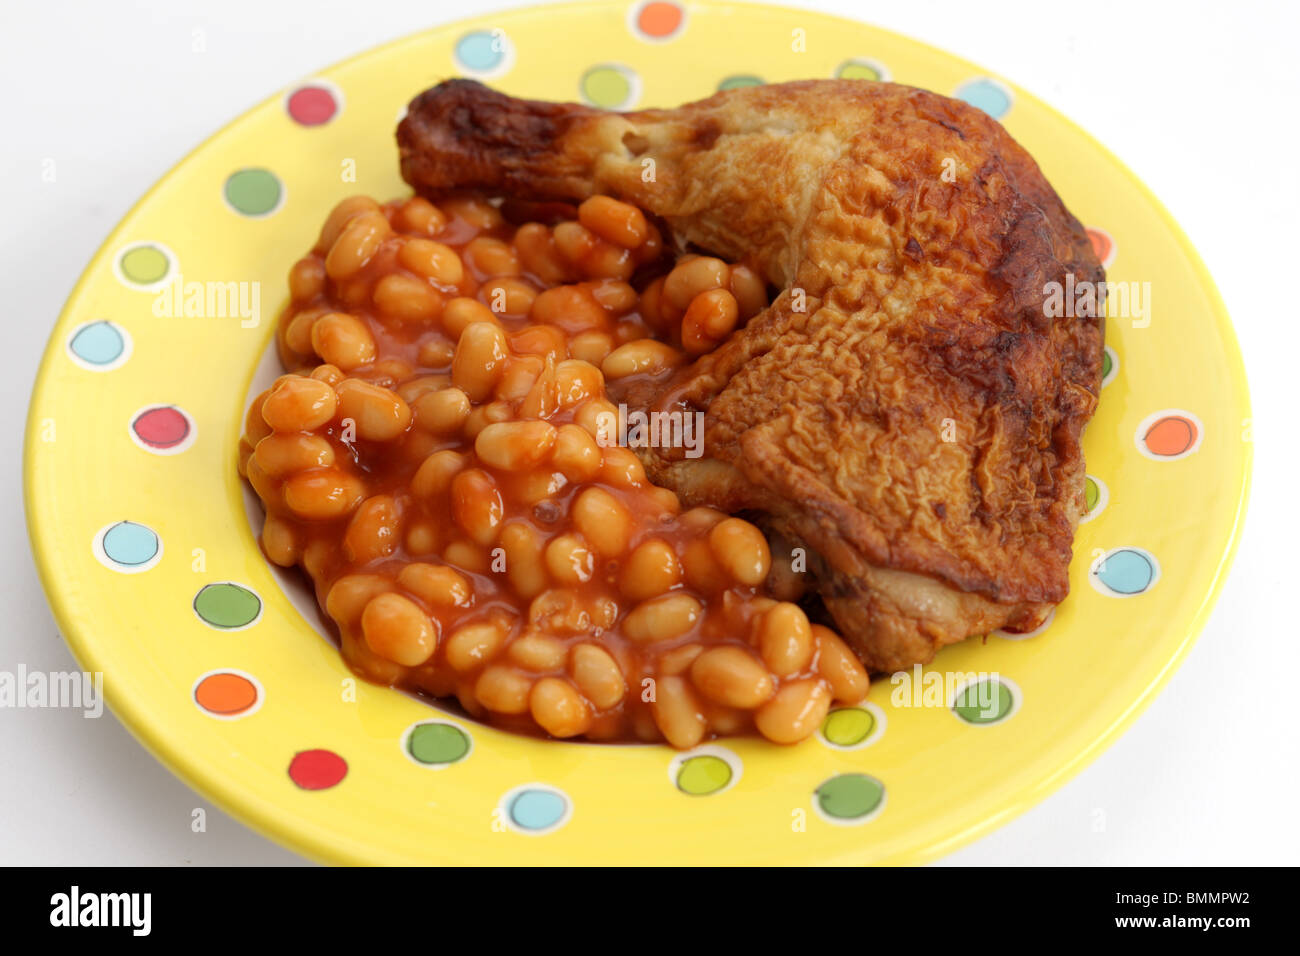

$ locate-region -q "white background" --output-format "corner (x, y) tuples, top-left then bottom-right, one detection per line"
(2, 0), (1296, 865)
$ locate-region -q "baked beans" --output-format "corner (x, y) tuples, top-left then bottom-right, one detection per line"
(243, 193), (866, 747)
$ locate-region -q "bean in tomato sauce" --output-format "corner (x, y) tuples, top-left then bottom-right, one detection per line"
(238, 193), (869, 747)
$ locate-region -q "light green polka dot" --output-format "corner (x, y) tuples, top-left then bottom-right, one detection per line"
(822, 707), (875, 747)
(119, 246), (169, 285)
(676, 754), (732, 795)
(581, 66), (632, 108)
(1085, 476), (1101, 512)
(718, 74), (763, 91)
(837, 59), (884, 81)
(953, 679), (1014, 724)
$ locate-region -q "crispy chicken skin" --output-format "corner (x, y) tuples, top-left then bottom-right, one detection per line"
(398, 79), (1104, 673)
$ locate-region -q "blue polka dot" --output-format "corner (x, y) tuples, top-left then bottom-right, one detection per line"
(101, 521), (159, 567)
(69, 321), (126, 366)
(508, 788), (568, 831)
(1095, 548), (1157, 595)
(956, 78), (1012, 118)
(455, 31), (505, 73)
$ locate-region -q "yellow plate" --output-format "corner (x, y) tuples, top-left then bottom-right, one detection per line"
(24, 0), (1251, 865)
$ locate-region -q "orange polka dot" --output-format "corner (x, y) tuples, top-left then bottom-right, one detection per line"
(195, 672), (259, 716)
(1087, 227), (1113, 265)
(1144, 416), (1198, 456)
(638, 1), (683, 37)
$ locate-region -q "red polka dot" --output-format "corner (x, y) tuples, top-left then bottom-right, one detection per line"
(287, 86), (338, 126)
(637, 1), (683, 37)
(288, 749), (348, 790)
(132, 406), (190, 449)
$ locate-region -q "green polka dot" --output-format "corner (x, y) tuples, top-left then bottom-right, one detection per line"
(224, 168), (283, 216)
(816, 774), (884, 821)
(581, 66), (632, 108)
(119, 246), (169, 285)
(676, 754), (732, 795)
(953, 679), (1014, 724)
(193, 583), (261, 629)
(822, 707), (875, 747)
(837, 59), (883, 81)
(1085, 476), (1101, 513)
(1101, 349), (1113, 380)
(408, 723), (470, 765)
(718, 74), (763, 91)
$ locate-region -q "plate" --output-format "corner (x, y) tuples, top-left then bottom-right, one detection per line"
(24, 0), (1251, 864)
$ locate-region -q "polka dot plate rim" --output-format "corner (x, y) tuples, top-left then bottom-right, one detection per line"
(23, 0), (1251, 864)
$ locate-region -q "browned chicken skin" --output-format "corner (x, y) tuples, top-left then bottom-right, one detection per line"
(398, 79), (1104, 673)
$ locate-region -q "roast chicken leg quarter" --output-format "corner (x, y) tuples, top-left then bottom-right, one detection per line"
(398, 78), (1105, 673)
